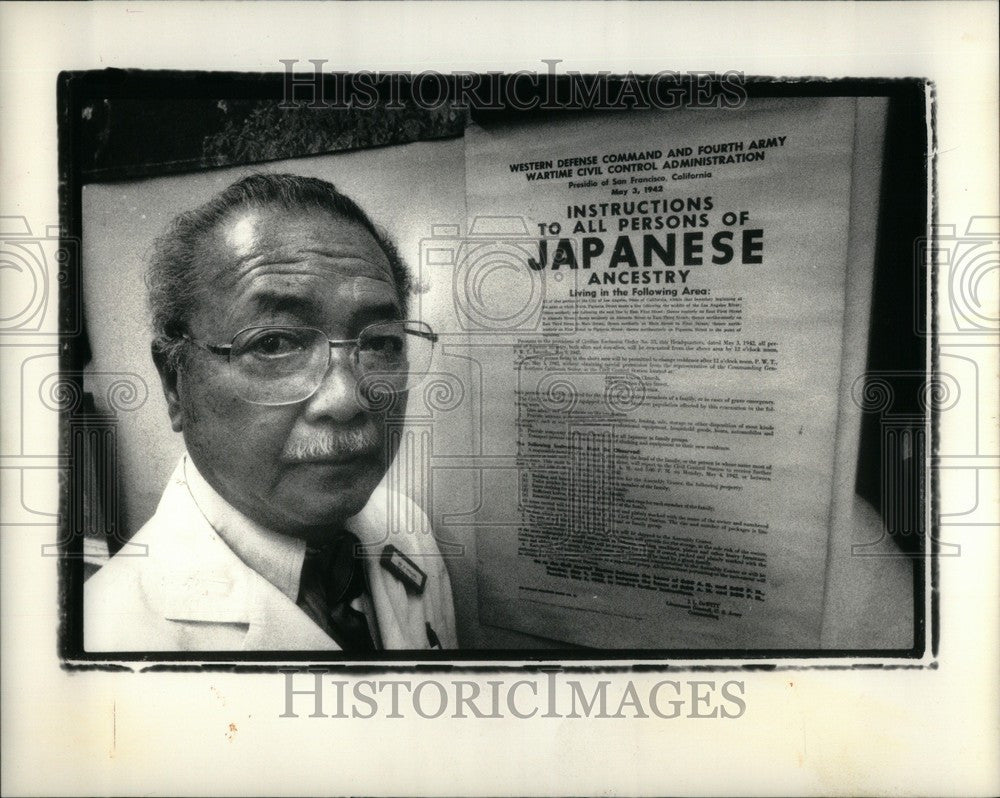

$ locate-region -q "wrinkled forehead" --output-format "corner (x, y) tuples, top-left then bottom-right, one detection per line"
(189, 204), (403, 327)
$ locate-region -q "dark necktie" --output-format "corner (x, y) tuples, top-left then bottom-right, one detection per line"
(298, 532), (375, 651)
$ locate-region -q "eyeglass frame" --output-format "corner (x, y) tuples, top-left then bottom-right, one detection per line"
(179, 319), (439, 405)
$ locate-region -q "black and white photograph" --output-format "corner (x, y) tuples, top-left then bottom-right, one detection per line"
(59, 73), (929, 658)
(1, 2), (997, 796)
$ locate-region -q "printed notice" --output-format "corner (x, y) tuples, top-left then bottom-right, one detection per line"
(464, 98), (865, 648)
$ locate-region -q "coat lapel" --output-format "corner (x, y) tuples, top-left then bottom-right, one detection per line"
(240, 571), (341, 651)
(154, 461), (342, 651)
(347, 481), (430, 650)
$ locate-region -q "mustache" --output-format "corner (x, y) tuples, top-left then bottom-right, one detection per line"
(282, 427), (381, 461)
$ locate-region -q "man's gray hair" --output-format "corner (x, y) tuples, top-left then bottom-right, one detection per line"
(147, 172), (413, 370)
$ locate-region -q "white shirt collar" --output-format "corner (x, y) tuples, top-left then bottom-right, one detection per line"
(182, 455), (307, 604)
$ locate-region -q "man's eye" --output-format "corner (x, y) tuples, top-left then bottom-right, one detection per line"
(362, 334), (404, 354)
(244, 331), (309, 357)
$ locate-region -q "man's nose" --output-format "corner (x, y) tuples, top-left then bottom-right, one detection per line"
(301, 351), (364, 422)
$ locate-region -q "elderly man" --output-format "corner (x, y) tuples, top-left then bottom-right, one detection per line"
(85, 173), (456, 652)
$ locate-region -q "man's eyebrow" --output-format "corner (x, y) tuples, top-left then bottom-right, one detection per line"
(246, 292), (323, 318)
(352, 302), (403, 326)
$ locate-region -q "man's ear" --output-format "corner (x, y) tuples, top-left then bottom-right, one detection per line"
(151, 343), (184, 433)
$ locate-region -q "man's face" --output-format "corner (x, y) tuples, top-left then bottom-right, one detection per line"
(161, 204), (406, 542)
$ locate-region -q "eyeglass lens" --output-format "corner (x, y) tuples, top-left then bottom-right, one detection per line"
(227, 321), (434, 406)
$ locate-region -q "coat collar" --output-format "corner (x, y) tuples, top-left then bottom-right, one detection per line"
(345, 480), (432, 650)
(183, 457), (306, 604)
(148, 458), (431, 651)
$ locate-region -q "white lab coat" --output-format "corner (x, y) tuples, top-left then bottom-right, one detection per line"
(84, 459), (457, 652)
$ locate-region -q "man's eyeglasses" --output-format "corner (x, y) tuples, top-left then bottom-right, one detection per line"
(183, 320), (437, 406)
